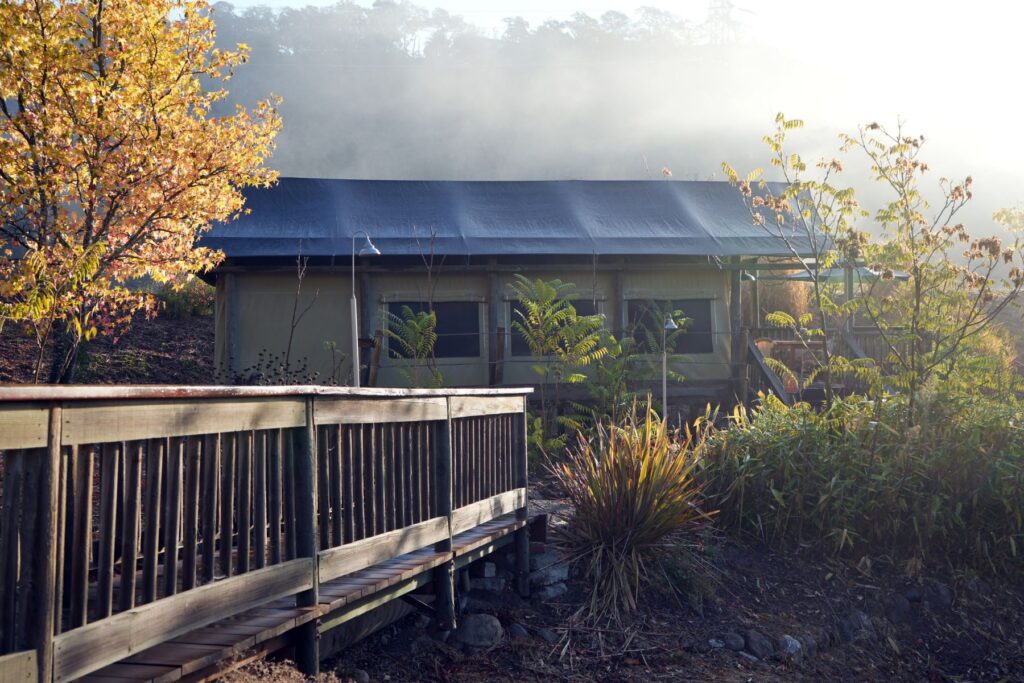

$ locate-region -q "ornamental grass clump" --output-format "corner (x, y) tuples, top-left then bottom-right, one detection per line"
(550, 402), (713, 623)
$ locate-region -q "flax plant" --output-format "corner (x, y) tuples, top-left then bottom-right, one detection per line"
(550, 401), (713, 623)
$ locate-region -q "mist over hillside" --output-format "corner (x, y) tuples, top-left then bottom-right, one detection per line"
(211, 0), (1022, 238)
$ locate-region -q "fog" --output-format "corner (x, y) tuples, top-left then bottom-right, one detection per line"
(211, 0), (1023, 236)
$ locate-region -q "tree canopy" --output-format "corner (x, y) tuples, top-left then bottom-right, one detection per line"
(0, 0), (280, 381)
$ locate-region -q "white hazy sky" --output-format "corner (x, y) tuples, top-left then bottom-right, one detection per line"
(221, 0), (1024, 209)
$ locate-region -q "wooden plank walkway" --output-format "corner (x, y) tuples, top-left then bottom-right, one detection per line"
(81, 515), (527, 682)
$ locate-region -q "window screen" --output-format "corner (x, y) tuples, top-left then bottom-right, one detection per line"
(509, 299), (599, 357)
(627, 299), (714, 354)
(386, 301), (481, 358)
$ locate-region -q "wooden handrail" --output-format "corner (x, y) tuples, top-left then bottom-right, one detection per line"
(746, 336), (793, 406)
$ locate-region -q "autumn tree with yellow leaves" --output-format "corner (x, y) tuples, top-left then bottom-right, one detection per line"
(0, 0), (280, 382)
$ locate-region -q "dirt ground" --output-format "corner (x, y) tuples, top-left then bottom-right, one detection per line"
(0, 315), (215, 384)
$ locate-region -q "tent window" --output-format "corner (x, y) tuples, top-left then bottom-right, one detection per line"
(386, 301), (481, 358)
(509, 299), (599, 357)
(627, 299), (714, 354)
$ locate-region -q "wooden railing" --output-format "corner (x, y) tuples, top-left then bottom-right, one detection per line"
(745, 336), (793, 406)
(0, 385), (530, 682)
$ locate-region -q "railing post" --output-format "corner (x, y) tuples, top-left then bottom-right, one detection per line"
(33, 404), (62, 682)
(514, 397), (530, 597)
(432, 398), (456, 632)
(292, 396), (320, 675)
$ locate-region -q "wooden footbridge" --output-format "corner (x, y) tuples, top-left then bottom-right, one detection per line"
(0, 385), (532, 682)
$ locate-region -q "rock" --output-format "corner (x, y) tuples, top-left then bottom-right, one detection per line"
(966, 578), (992, 596)
(835, 609), (877, 644)
(708, 638), (725, 650)
(815, 627), (831, 650)
(414, 613), (431, 630)
(904, 586), (922, 603)
(453, 614), (504, 649)
(738, 651), (759, 663)
(724, 632), (745, 651)
(743, 629), (775, 660)
(470, 577), (507, 593)
(530, 564), (569, 588)
(508, 623), (529, 640)
(799, 634), (817, 657)
(345, 670), (370, 683)
(923, 580), (953, 611)
(534, 582), (568, 600)
(885, 594), (912, 625)
(536, 627), (560, 644)
(777, 635), (802, 662)
(529, 549), (563, 572)
(482, 562), (497, 578)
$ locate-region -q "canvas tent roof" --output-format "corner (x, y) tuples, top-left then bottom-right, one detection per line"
(202, 178), (811, 259)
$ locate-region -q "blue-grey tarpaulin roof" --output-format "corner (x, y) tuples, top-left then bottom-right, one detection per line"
(201, 178), (812, 258)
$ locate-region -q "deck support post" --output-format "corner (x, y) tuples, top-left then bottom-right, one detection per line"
(514, 398), (530, 597)
(433, 399), (456, 632)
(293, 397), (320, 675)
(33, 404), (62, 683)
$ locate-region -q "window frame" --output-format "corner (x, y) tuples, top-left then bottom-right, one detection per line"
(625, 297), (716, 355)
(382, 300), (486, 361)
(506, 297), (604, 358)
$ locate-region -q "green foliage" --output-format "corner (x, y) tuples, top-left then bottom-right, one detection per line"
(155, 276), (215, 319)
(509, 275), (607, 450)
(550, 401), (712, 623)
(700, 391), (1024, 576)
(383, 304), (444, 388)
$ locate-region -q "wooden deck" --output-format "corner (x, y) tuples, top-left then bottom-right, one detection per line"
(0, 386), (532, 682)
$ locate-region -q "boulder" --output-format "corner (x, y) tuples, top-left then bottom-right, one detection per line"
(885, 594), (912, 625)
(470, 577), (507, 593)
(743, 629), (775, 660)
(508, 622), (529, 640)
(724, 632), (745, 651)
(535, 582), (568, 600)
(536, 627), (560, 644)
(453, 614), (504, 649)
(776, 634), (802, 662)
(708, 638), (725, 650)
(799, 634), (817, 657)
(530, 564), (569, 588)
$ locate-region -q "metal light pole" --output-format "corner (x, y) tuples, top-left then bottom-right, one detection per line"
(662, 313), (678, 417)
(350, 232), (381, 387)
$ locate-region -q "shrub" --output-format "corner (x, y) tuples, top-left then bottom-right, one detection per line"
(156, 276), (214, 319)
(700, 390), (1024, 576)
(550, 402), (712, 623)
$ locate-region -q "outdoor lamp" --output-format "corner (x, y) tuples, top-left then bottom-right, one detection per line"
(351, 232), (381, 387)
(663, 313), (678, 419)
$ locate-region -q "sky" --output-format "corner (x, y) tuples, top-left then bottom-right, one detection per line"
(216, 0), (1024, 230)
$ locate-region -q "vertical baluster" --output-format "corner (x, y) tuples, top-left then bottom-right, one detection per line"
(357, 425), (368, 540)
(254, 432), (267, 570)
(142, 439), (163, 604)
(237, 431), (252, 575)
(342, 425), (354, 544)
(404, 423), (415, 524)
(32, 406), (62, 683)
(182, 437), (202, 590)
(96, 443), (121, 618)
(380, 424), (391, 532)
(120, 442), (143, 611)
(370, 421), (382, 540)
(514, 405), (530, 597)
(419, 422), (429, 521)
(200, 434), (220, 583)
(219, 433), (236, 577)
(70, 445), (94, 622)
(163, 438), (183, 597)
(0, 450), (23, 651)
(283, 434), (296, 560)
(53, 448), (68, 634)
(316, 426), (330, 550)
(268, 430), (283, 565)
(330, 426), (343, 546)
(392, 423), (403, 530)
